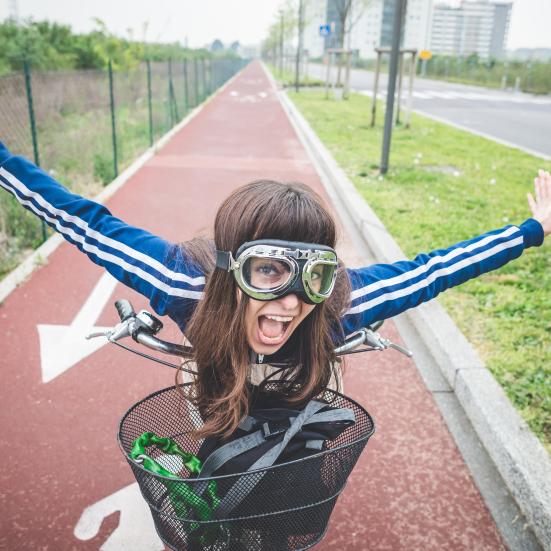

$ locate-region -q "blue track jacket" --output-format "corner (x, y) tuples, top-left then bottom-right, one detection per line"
(0, 142), (544, 342)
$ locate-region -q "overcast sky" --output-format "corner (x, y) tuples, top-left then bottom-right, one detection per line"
(0, 0), (549, 50)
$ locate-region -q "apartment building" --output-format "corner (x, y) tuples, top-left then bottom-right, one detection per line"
(303, 0), (433, 59)
(430, 1), (512, 58)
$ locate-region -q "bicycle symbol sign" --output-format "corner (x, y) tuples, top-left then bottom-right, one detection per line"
(319, 24), (331, 37)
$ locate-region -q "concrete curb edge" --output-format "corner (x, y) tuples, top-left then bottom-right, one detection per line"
(278, 87), (551, 550)
(0, 65), (245, 305)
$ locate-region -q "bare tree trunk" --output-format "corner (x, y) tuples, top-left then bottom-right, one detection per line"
(335, 12), (347, 86)
(335, 0), (352, 87)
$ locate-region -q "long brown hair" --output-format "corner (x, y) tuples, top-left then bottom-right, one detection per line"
(178, 180), (351, 439)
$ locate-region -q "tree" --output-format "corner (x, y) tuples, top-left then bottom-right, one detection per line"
(261, 1), (297, 70)
(0, 18), (225, 76)
(211, 39), (224, 52)
(330, 0), (371, 84)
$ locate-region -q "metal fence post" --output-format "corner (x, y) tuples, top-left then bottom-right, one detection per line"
(194, 58), (199, 106)
(168, 58), (179, 125)
(167, 59), (173, 126)
(201, 58), (207, 99)
(146, 60), (153, 146)
(108, 60), (118, 178)
(23, 61), (47, 242)
(183, 59), (189, 112)
(206, 58), (212, 95)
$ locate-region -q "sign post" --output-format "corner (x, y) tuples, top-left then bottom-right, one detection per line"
(419, 49), (432, 77)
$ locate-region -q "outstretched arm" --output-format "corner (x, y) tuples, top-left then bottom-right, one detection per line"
(0, 142), (204, 330)
(341, 171), (550, 335)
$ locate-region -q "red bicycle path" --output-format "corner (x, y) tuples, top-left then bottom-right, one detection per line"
(0, 61), (504, 550)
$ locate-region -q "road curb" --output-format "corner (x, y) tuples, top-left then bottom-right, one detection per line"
(278, 87), (551, 550)
(0, 66), (245, 305)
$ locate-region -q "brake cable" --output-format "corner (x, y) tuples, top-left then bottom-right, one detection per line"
(111, 340), (198, 374)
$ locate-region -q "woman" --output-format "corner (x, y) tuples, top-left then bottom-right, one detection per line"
(1, 140), (549, 440)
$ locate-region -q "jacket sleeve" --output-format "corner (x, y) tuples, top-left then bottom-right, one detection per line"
(341, 220), (544, 336)
(0, 141), (204, 330)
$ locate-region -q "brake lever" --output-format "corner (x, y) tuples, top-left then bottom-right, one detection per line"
(364, 329), (413, 358)
(86, 319), (134, 342)
(86, 309), (163, 343)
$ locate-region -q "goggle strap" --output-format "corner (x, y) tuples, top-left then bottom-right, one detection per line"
(215, 250), (233, 271)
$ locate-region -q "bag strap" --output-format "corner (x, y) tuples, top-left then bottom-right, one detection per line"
(238, 406), (355, 434)
(194, 403), (355, 513)
(212, 400), (327, 519)
(199, 406), (355, 484)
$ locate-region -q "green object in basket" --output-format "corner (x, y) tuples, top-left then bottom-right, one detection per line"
(130, 432), (221, 524)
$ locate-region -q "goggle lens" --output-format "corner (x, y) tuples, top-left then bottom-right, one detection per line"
(243, 257), (293, 291)
(307, 262), (337, 296)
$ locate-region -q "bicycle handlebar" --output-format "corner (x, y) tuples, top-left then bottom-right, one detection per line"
(115, 299), (136, 322)
(86, 299), (412, 363)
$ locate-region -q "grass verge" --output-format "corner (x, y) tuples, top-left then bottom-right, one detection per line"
(267, 63), (324, 88)
(288, 89), (551, 453)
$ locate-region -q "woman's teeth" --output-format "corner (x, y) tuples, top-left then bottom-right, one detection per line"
(265, 315), (294, 322)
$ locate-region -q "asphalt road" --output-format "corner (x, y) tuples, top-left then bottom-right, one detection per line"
(306, 63), (551, 160)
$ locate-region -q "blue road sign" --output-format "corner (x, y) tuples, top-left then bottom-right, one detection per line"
(319, 24), (331, 37)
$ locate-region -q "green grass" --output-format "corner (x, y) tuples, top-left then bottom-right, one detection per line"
(288, 89), (551, 453)
(267, 63), (324, 88)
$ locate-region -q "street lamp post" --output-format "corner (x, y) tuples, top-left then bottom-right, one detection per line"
(295, 0), (304, 92)
(279, 11), (285, 76)
(380, 0), (407, 175)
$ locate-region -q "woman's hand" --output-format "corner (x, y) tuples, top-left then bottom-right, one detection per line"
(527, 169), (551, 237)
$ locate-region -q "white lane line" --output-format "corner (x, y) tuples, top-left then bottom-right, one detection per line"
(358, 88), (551, 105)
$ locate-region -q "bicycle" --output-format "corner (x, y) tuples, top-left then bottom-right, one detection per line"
(87, 300), (412, 550)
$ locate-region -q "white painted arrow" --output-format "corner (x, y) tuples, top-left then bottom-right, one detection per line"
(37, 272), (118, 383)
(74, 482), (164, 550)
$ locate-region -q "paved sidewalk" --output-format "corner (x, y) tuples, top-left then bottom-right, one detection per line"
(0, 61), (504, 549)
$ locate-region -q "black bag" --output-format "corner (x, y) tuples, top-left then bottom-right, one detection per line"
(194, 396), (356, 520)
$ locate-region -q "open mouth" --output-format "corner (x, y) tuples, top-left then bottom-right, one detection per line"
(257, 314), (294, 346)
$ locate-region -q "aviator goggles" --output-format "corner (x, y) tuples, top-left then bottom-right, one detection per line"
(215, 240), (338, 305)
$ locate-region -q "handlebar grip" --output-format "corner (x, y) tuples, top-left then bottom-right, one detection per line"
(115, 299), (135, 321)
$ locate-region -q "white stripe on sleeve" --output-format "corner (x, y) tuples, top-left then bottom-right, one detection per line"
(0, 167), (205, 287)
(350, 225), (520, 302)
(346, 235), (523, 316)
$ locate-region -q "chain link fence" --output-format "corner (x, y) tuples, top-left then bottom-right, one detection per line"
(0, 56), (246, 276)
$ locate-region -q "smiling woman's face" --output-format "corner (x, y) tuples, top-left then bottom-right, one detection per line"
(241, 292), (316, 355)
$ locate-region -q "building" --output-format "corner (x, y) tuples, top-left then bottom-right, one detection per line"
(302, 1), (327, 58)
(430, 1), (512, 59)
(302, 0), (433, 60)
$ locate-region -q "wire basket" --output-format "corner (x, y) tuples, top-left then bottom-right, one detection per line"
(118, 384), (375, 551)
